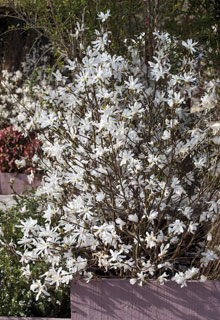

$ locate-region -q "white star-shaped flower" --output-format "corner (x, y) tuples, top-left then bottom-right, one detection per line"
(97, 10), (111, 22)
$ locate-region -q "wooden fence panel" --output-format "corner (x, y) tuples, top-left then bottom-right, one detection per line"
(0, 173), (41, 195)
(0, 317), (71, 320)
(71, 279), (220, 320)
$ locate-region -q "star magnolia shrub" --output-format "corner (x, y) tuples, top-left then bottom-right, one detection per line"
(1, 13), (220, 298)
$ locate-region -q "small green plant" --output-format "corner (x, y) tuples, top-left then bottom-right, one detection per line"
(0, 191), (70, 316)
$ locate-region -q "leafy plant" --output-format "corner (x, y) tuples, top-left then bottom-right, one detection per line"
(0, 191), (70, 316)
(0, 126), (39, 173)
(6, 0), (146, 59)
(160, 0), (220, 72)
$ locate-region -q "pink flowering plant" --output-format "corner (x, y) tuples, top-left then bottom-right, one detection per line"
(0, 126), (39, 173)
(0, 12), (219, 299)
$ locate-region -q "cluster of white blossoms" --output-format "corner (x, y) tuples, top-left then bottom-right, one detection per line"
(0, 44), (52, 131)
(0, 13), (219, 298)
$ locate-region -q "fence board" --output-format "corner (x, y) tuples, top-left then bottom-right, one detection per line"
(0, 173), (41, 195)
(71, 279), (220, 320)
(0, 318), (70, 320)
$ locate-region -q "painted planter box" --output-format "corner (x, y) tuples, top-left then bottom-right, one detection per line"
(0, 318), (70, 320)
(71, 279), (220, 320)
(0, 173), (41, 195)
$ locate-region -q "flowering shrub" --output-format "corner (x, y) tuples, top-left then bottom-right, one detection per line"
(0, 13), (219, 298)
(0, 126), (39, 173)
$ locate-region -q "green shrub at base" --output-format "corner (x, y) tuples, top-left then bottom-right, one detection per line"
(0, 191), (70, 317)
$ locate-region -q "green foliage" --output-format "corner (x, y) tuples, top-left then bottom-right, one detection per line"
(2, 0), (220, 71)
(7, 0), (146, 58)
(160, 0), (220, 72)
(0, 191), (70, 317)
(5, 0), (219, 73)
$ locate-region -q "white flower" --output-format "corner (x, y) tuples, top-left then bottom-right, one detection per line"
(172, 272), (187, 288)
(27, 171), (35, 184)
(171, 177), (180, 189)
(149, 61), (169, 81)
(128, 214), (139, 223)
(200, 275), (207, 282)
(16, 218), (38, 237)
(201, 93), (217, 110)
(97, 10), (111, 22)
(185, 267), (199, 279)
(137, 271), (146, 286)
(207, 233), (212, 241)
(188, 222), (198, 234)
(45, 267), (67, 289)
(15, 158), (26, 169)
(21, 264), (32, 278)
(115, 217), (126, 230)
(201, 250), (218, 267)
(182, 39), (198, 54)
(124, 76), (143, 92)
(158, 272), (168, 284)
(209, 122), (220, 135)
(142, 260), (155, 276)
(66, 60), (76, 71)
(130, 278), (137, 285)
(93, 223), (119, 247)
(212, 136), (220, 145)
(109, 249), (126, 263)
(147, 210), (158, 222)
(194, 156), (207, 168)
(167, 92), (184, 107)
(30, 280), (49, 300)
(180, 206), (193, 219)
(75, 256), (87, 271)
(145, 231), (157, 248)
(169, 219), (185, 235)
(120, 150), (134, 165)
(158, 243), (170, 259)
(162, 129), (171, 140)
(43, 204), (57, 221)
(96, 191), (105, 201)
(33, 238), (50, 256)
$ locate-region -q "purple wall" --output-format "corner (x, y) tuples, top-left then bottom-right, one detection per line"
(0, 173), (41, 195)
(71, 279), (220, 320)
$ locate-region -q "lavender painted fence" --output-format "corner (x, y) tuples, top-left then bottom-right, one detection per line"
(0, 318), (70, 320)
(71, 279), (220, 320)
(0, 173), (41, 195)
